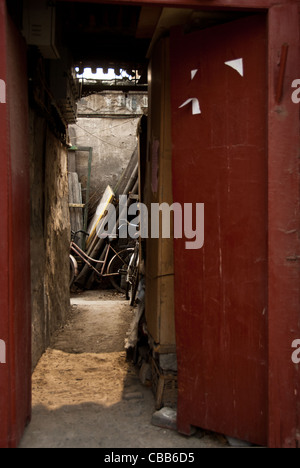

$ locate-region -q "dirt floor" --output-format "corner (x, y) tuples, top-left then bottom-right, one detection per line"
(19, 290), (228, 449)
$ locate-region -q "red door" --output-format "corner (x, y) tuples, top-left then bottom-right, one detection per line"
(171, 15), (268, 446)
(0, 0), (31, 448)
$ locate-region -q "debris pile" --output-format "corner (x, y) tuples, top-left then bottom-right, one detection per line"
(73, 146), (139, 289)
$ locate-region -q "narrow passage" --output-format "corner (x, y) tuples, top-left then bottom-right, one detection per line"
(20, 290), (227, 448)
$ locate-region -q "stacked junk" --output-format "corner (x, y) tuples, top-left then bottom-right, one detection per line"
(68, 143), (148, 384)
(69, 145), (139, 291)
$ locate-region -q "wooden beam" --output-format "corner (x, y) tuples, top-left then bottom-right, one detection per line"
(136, 6), (162, 38)
(59, 0), (275, 10)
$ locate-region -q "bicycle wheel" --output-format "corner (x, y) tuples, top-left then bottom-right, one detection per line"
(107, 248), (134, 293)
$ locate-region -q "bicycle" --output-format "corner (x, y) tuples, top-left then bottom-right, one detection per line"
(70, 230), (134, 293)
(125, 237), (140, 306)
(116, 219), (140, 306)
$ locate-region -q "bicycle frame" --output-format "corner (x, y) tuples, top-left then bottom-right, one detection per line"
(70, 240), (127, 278)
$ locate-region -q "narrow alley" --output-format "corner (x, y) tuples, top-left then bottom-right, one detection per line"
(19, 291), (227, 449)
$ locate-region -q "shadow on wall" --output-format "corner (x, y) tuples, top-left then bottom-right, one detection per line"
(30, 109), (71, 370)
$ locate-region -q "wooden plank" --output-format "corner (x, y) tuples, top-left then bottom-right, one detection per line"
(145, 38), (175, 348)
(114, 146), (138, 196)
(86, 185), (115, 248)
(69, 172), (84, 236)
(157, 39), (175, 347)
(75, 149), (139, 288)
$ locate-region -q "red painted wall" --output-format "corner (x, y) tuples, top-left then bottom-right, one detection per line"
(0, 0), (31, 448)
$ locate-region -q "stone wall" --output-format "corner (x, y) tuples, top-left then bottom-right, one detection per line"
(30, 109), (70, 369)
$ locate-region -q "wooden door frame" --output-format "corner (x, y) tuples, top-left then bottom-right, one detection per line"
(0, 0), (12, 447)
(0, 0), (299, 448)
(0, 0), (31, 448)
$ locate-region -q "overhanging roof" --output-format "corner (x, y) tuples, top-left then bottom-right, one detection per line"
(56, 2), (162, 76)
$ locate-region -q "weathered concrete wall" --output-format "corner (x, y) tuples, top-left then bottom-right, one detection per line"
(44, 128), (71, 343)
(30, 110), (47, 369)
(69, 91), (148, 209)
(30, 109), (70, 369)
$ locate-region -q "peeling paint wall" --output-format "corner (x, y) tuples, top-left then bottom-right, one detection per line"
(69, 91), (148, 206)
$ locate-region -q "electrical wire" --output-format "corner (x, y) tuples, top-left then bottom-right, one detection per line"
(69, 120), (139, 151)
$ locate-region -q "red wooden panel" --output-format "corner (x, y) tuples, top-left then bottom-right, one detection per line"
(171, 15), (268, 446)
(267, 3), (300, 448)
(0, 0), (11, 448)
(0, 0), (31, 448)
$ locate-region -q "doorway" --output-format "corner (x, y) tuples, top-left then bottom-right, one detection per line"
(25, 4), (262, 450)
(1, 0), (299, 449)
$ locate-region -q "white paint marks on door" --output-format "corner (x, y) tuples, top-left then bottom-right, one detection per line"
(179, 98), (201, 115)
(225, 58), (244, 77)
(0, 79), (6, 103)
(191, 69), (198, 80)
(0, 340), (6, 364)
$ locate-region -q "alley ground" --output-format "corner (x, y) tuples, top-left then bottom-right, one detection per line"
(19, 290), (228, 449)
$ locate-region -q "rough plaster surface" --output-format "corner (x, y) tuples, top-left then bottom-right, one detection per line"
(44, 127), (71, 341)
(30, 110), (70, 369)
(69, 92), (148, 206)
(30, 110), (47, 369)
